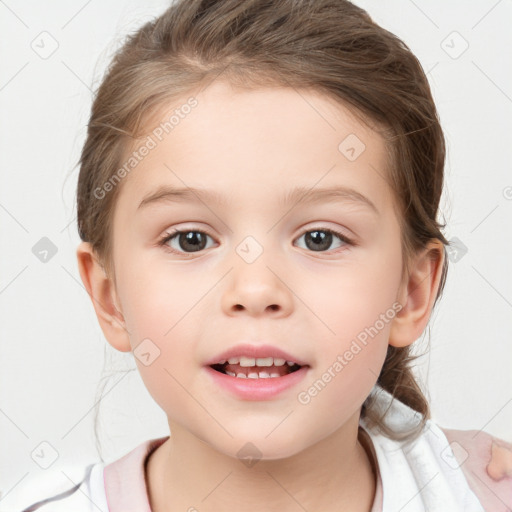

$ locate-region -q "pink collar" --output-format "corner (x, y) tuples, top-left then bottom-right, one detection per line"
(103, 436), (168, 512)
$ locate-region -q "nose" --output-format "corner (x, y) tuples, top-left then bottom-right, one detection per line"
(221, 254), (293, 317)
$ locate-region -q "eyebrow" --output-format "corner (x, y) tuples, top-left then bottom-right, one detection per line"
(137, 185), (379, 214)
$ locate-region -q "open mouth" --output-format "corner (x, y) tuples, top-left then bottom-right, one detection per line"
(209, 357), (304, 379)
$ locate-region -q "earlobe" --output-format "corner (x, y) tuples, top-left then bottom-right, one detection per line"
(76, 241), (132, 353)
(389, 240), (445, 348)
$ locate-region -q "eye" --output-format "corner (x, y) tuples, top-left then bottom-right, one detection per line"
(294, 228), (353, 253)
(158, 226), (354, 256)
(158, 229), (216, 254)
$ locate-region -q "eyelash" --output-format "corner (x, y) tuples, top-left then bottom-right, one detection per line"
(157, 227), (355, 256)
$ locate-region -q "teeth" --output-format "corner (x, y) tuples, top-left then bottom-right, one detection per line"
(226, 369), (285, 379)
(225, 356), (292, 367)
(256, 357), (272, 366)
(240, 356), (255, 367)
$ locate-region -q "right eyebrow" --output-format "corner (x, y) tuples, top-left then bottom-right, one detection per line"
(138, 186), (228, 210)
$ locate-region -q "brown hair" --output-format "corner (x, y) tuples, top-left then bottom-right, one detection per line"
(77, 0), (449, 440)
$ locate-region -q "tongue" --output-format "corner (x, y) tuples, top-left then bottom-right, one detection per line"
(224, 363), (291, 377)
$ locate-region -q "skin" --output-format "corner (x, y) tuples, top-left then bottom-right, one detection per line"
(77, 79), (445, 511)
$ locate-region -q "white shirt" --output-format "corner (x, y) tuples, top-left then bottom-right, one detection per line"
(12, 385), (510, 512)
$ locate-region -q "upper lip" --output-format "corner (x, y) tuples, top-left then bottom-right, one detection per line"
(204, 343), (309, 367)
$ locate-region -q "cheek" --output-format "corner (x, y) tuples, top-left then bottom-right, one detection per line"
(302, 248), (402, 346)
(298, 242), (402, 398)
(114, 257), (217, 407)
(117, 255), (207, 342)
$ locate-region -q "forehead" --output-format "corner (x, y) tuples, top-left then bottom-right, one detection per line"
(114, 80), (392, 216)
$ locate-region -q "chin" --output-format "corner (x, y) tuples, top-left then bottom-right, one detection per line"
(215, 434), (309, 464)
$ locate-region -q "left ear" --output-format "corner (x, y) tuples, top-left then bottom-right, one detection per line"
(389, 239), (446, 348)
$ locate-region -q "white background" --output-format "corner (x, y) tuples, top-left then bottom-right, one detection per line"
(1, 0), (511, 507)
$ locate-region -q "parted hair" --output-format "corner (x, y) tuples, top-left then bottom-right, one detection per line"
(77, 0), (449, 441)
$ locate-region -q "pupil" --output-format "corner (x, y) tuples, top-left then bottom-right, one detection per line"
(180, 232), (206, 252)
(306, 230), (331, 251)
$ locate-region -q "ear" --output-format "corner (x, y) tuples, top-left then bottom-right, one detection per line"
(389, 239), (445, 348)
(76, 241), (131, 352)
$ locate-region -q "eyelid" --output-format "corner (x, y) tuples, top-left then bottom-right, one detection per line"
(158, 226), (215, 246)
(298, 224), (353, 239)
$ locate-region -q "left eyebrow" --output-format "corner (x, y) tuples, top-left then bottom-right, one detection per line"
(280, 185), (379, 215)
(138, 184), (379, 215)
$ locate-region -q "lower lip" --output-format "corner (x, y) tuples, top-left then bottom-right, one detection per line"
(204, 365), (309, 401)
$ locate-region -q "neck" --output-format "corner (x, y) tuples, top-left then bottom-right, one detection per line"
(146, 412), (376, 512)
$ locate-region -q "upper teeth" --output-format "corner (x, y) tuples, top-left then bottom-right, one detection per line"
(220, 356), (296, 367)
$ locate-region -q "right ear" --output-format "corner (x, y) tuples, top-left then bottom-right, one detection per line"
(76, 241), (131, 352)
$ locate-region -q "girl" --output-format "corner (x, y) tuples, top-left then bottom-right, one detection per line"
(19, 0), (512, 510)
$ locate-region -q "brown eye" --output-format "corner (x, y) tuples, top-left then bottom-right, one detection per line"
(160, 230), (215, 253)
(295, 228), (352, 252)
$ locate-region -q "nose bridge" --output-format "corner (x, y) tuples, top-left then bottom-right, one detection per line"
(221, 232), (292, 315)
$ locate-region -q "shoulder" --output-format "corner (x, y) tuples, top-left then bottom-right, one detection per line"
(11, 463), (107, 512)
(440, 427), (512, 512)
(361, 386), (511, 511)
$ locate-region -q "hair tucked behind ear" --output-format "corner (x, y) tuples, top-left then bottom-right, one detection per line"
(77, 0), (449, 442)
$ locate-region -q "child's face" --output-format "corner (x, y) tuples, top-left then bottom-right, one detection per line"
(108, 80), (407, 458)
